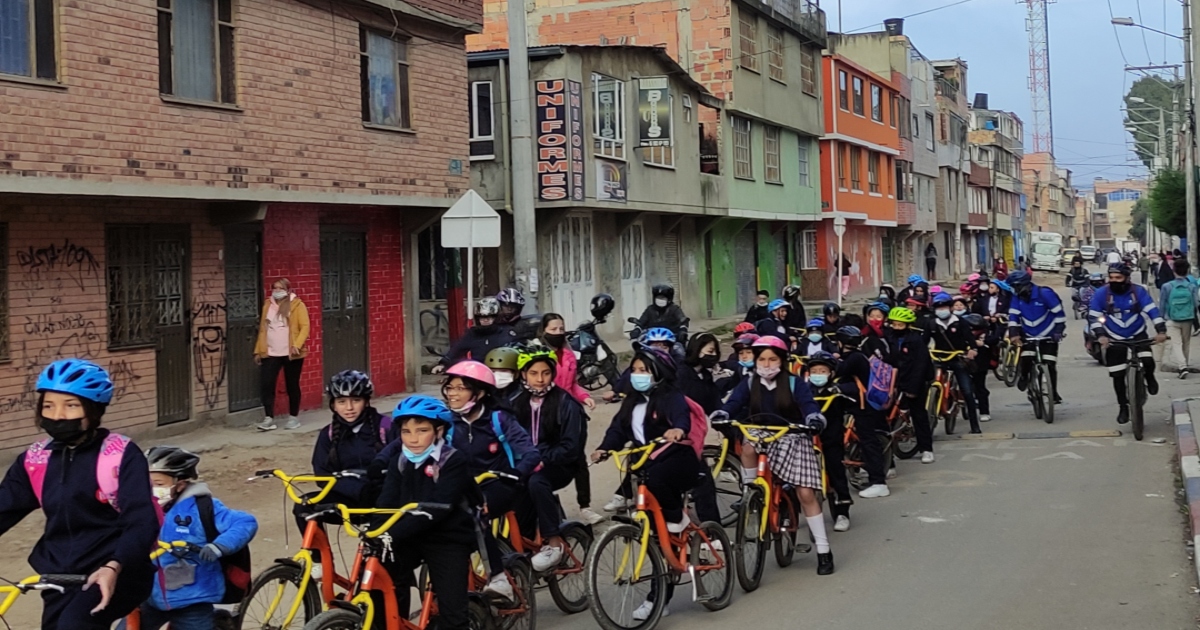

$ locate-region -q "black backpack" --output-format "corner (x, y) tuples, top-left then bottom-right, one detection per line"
(196, 494), (253, 604)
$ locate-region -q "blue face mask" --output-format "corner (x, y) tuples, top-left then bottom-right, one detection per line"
(808, 333), (824, 343)
(738, 359), (754, 368)
(630, 373), (655, 392)
(402, 445), (433, 465)
(808, 374), (830, 387)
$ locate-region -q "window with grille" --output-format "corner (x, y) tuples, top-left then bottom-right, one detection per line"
(158, 0), (236, 103)
(800, 46), (816, 95)
(800, 228), (818, 269)
(767, 27), (784, 82)
(868, 152), (880, 193)
(838, 71), (848, 110)
(738, 12), (758, 72)
(107, 225), (157, 348)
(360, 27), (411, 128)
(764, 125), (781, 183)
(1, 0), (56, 80)
(733, 116), (753, 179)
(0, 223), (6, 360)
(641, 95), (674, 167)
(850, 146), (862, 190)
(852, 77), (864, 115)
(870, 84), (882, 122)
(593, 73), (625, 160)
(797, 139), (810, 187)
(469, 81), (494, 159)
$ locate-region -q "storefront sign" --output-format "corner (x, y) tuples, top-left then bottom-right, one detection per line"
(568, 80), (585, 201)
(637, 77), (671, 147)
(596, 159), (627, 203)
(536, 79), (585, 201)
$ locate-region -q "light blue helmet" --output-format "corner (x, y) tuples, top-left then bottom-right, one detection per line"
(994, 279), (1013, 293)
(768, 299), (788, 312)
(36, 359), (114, 404)
(907, 274), (925, 286)
(394, 395), (453, 426)
(642, 327), (677, 343)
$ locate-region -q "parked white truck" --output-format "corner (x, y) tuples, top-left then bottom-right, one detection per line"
(1029, 232), (1064, 272)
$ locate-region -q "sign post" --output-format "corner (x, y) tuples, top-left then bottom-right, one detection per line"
(833, 215), (847, 307)
(442, 191), (502, 327)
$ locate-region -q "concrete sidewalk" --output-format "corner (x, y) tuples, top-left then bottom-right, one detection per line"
(1173, 398), (1200, 585)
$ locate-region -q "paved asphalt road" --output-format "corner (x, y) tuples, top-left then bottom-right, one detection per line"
(545, 284), (1200, 630)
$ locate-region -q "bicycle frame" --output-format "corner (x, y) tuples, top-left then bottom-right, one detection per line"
(927, 350), (964, 417)
(475, 473), (587, 585)
(335, 504), (438, 630)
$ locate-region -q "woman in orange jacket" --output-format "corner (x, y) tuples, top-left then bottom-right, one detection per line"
(253, 278), (311, 431)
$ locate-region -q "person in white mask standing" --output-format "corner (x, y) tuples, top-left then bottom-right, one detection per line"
(254, 278), (311, 431)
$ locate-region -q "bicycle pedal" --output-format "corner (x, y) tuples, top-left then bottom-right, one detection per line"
(688, 565), (713, 602)
(797, 543), (813, 553)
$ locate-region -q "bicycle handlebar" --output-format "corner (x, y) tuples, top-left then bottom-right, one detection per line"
(337, 502), (450, 538)
(475, 471), (521, 484)
(249, 469), (362, 506)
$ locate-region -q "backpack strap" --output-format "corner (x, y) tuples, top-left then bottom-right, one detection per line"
(196, 494), (219, 544)
(24, 439), (52, 507)
(378, 416), (393, 444)
(491, 412), (516, 469)
(96, 433), (130, 512)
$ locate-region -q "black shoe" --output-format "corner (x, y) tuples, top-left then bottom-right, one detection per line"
(1017, 374), (1029, 392)
(817, 552), (835, 575)
(1116, 405), (1130, 425)
(970, 428), (983, 435)
(1053, 395), (1063, 404)
(1146, 374), (1159, 396)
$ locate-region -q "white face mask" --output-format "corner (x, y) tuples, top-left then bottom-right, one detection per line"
(655, 297), (669, 308)
(493, 372), (515, 389)
(152, 486), (174, 506)
(272, 289), (288, 301)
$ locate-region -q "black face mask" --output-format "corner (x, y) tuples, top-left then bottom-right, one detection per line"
(40, 417), (86, 443)
(1109, 280), (1131, 295)
(700, 355), (720, 369)
(473, 323), (497, 335)
(543, 333), (566, 348)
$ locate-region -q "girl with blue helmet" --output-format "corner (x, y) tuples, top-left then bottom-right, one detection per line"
(0, 359), (159, 628)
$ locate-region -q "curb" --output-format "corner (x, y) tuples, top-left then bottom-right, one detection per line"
(1172, 399), (1200, 587)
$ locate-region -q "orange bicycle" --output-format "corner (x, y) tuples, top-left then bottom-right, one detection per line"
(585, 440), (733, 630)
(239, 469), (363, 629)
(925, 350), (966, 435)
(475, 471), (592, 614)
(301, 503), (493, 630)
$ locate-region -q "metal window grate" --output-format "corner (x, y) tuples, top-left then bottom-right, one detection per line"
(733, 116), (753, 179)
(764, 125), (781, 183)
(107, 225), (157, 348)
(738, 11), (758, 72)
(767, 27), (784, 82)
(0, 223), (7, 360)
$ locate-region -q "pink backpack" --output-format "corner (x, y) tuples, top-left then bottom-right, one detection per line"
(25, 433), (131, 511)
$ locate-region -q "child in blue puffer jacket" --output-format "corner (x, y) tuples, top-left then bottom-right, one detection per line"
(140, 446), (257, 630)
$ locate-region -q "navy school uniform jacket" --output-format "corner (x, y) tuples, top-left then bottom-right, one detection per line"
(312, 408), (395, 504)
(797, 338), (839, 357)
(597, 388), (692, 451)
(835, 349), (871, 406)
(719, 375), (822, 426)
(0, 428), (159, 576)
(744, 303), (769, 324)
(889, 329), (934, 397)
(374, 443), (478, 546)
(929, 316), (975, 354)
(755, 318), (793, 345)
(510, 388), (587, 470)
(438, 325), (518, 368)
(676, 364), (723, 415)
(448, 404), (542, 478)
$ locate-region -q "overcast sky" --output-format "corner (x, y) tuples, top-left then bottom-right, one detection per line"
(834, 0), (1186, 187)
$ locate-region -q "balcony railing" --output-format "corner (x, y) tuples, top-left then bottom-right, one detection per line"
(756, 0), (826, 47)
(935, 76), (958, 101)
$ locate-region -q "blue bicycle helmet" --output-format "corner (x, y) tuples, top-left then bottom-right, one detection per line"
(1006, 270), (1033, 288)
(994, 279), (1013, 293)
(1108, 262), (1133, 277)
(643, 327), (677, 343)
(393, 395), (452, 426)
(37, 359), (114, 405)
(768, 299), (788, 312)
(907, 274), (925, 286)
(864, 301), (892, 316)
(931, 292), (954, 306)
(806, 318), (826, 330)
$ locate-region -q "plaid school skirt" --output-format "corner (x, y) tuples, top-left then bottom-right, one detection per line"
(748, 429), (823, 490)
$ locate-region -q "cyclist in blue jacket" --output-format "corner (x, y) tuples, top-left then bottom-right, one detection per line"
(1088, 262), (1168, 425)
(1006, 271), (1066, 403)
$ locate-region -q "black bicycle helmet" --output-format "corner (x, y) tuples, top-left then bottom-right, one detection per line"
(806, 351), (838, 371)
(961, 313), (988, 330)
(327, 370), (374, 399)
(836, 325), (863, 347)
(634, 346), (677, 382)
(1006, 270), (1033, 289)
(651, 284), (676, 301)
(1108, 262), (1133, 278)
(782, 285), (801, 301)
(146, 446), (200, 480)
(823, 302), (841, 317)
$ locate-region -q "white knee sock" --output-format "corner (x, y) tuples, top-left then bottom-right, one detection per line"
(742, 468), (757, 484)
(806, 515), (831, 554)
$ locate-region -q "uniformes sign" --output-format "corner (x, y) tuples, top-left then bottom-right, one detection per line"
(535, 79), (585, 201)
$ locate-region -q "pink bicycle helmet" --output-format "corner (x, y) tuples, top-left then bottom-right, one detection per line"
(930, 285), (944, 294)
(752, 336), (789, 352)
(967, 273), (981, 282)
(444, 360), (497, 388)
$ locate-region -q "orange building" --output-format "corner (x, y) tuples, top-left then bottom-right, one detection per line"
(818, 50), (901, 299)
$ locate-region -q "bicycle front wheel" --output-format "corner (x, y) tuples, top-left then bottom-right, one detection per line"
(703, 444), (742, 528)
(1028, 369), (1045, 420)
(1130, 366), (1146, 441)
(547, 522), (592, 614)
(1003, 350), (1019, 387)
(586, 523), (667, 630)
(893, 411), (919, 460)
(496, 555), (536, 630)
(925, 383), (943, 432)
(734, 486), (768, 592)
(239, 562), (323, 630)
(696, 521), (734, 611)
(1037, 364), (1054, 424)
(301, 609), (362, 630)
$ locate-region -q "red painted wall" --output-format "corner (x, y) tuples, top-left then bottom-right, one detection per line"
(261, 204), (408, 417)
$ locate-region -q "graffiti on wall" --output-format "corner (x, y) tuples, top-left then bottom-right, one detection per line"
(108, 359), (144, 400)
(0, 319), (108, 414)
(192, 277), (227, 410)
(16, 240), (100, 291)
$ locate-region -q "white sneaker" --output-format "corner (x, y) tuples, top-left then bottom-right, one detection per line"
(283, 416), (302, 430)
(256, 417), (277, 431)
(858, 484), (891, 499)
(632, 601), (667, 621)
(979, 414), (992, 423)
(310, 562), (323, 580)
(531, 545), (563, 572)
(833, 515), (850, 532)
(484, 574), (514, 600)
(920, 451), (936, 465)
(704, 539), (723, 553)
(666, 514), (691, 534)
(579, 507), (605, 525)
(886, 467), (897, 480)
(603, 495), (631, 512)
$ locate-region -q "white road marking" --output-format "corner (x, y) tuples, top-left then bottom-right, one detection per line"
(1032, 452), (1084, 460)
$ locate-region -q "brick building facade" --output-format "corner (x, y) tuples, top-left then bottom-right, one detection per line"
(0, 0), (480, 454)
